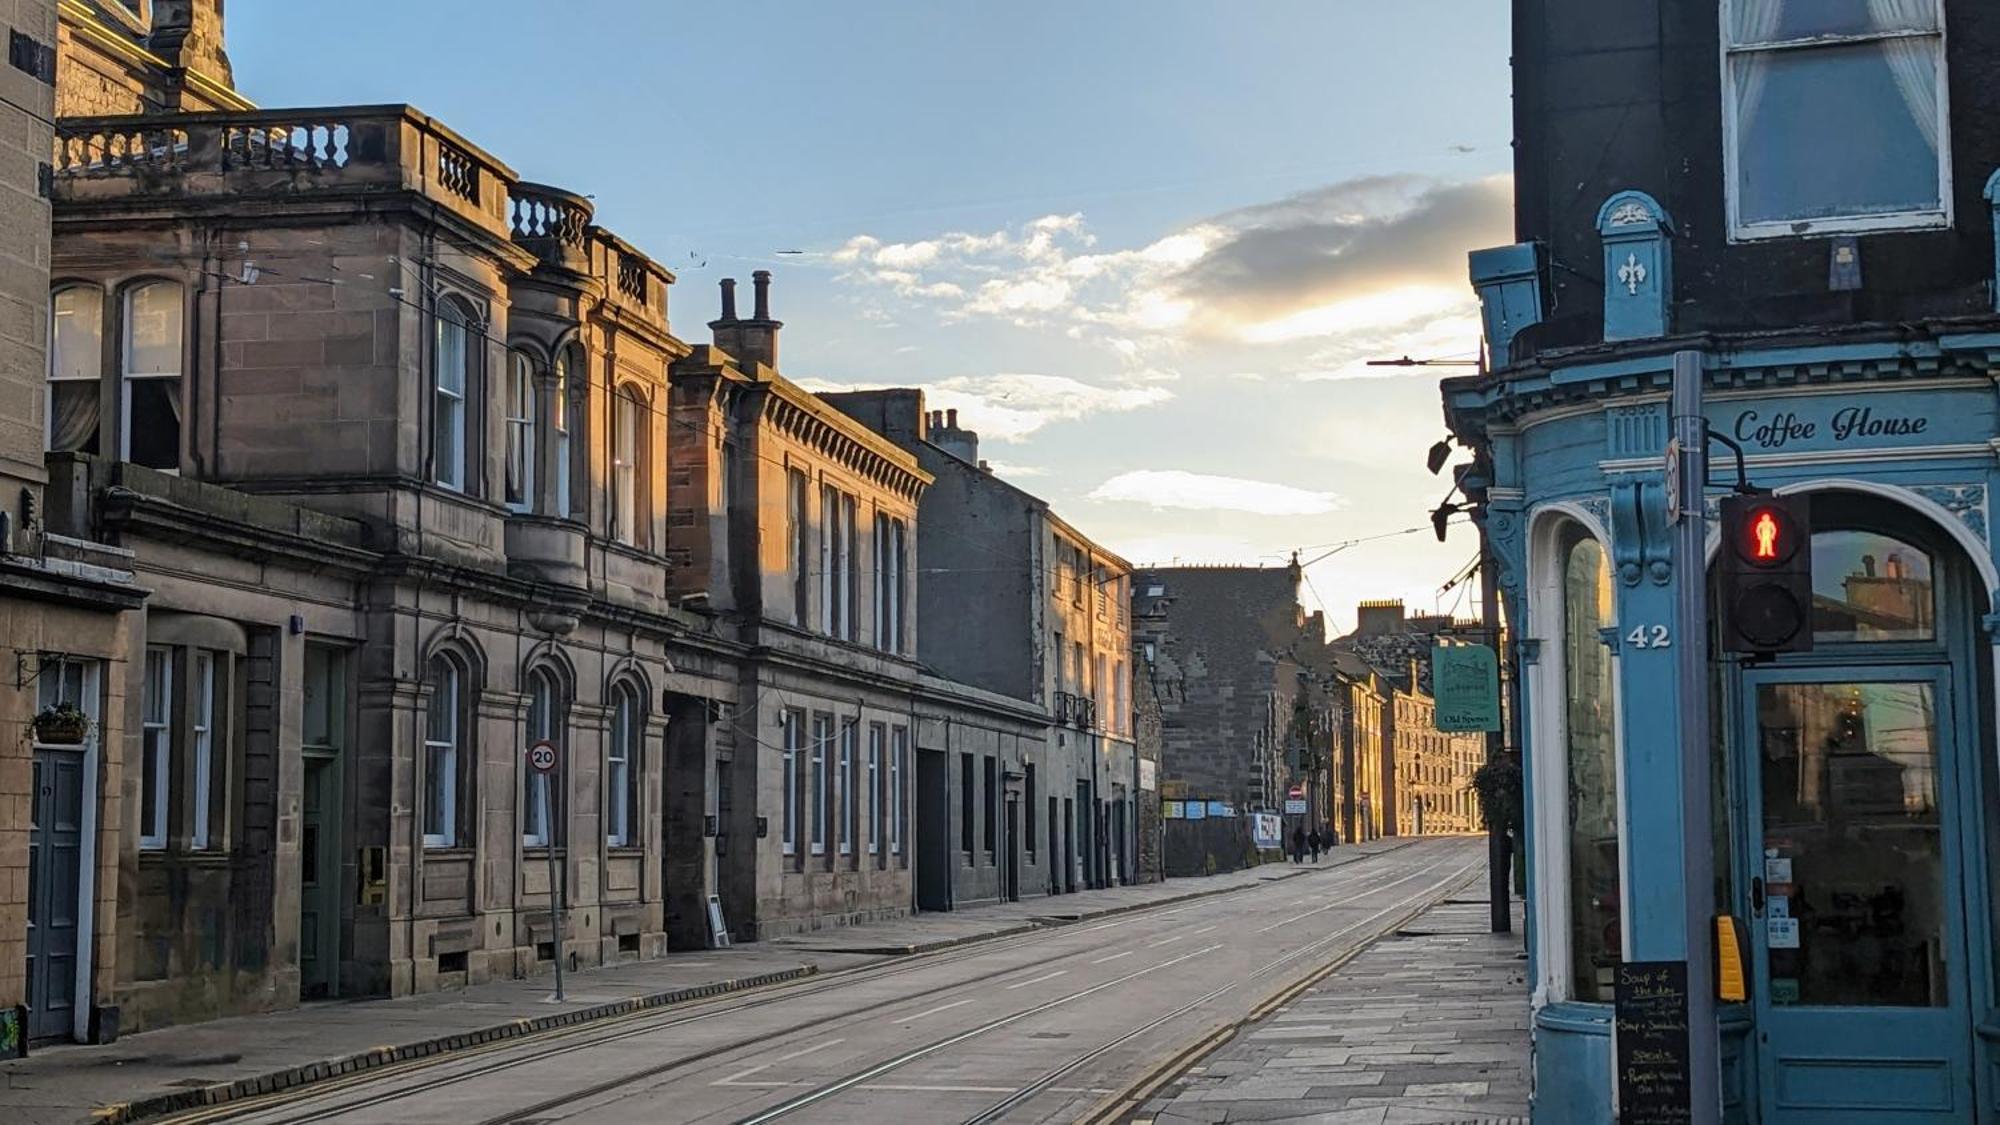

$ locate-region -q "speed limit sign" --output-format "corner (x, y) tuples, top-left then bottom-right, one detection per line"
(527, 739), (558, 773)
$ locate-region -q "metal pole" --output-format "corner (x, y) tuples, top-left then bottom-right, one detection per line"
(547, 786), (566, 1003)
(1671, 349), (1719, 1121)
(1479, 496), (1511, 934)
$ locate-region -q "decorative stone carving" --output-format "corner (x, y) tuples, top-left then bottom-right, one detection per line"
(1913, 484), (1988, 542)
(1608, 200), (1654, 226)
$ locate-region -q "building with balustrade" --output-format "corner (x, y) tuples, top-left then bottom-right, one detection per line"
(1449, 1), (2000, 1119)
(8, 0), (1073, 1044)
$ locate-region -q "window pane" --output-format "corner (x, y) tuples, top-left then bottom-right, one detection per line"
(1757, 682), (1943, 1007)
(53, 288), (102, 381)
(1731, 0), (1937, 45)
(1564, 532), (1620, 1002)
(1811, 530), (1934, 642)
(125, 283), (182, 376)
(127, 375), (181, 469)
(506, 354), (533, 508)
(1733, 42), (1940, 226)
(48, 380), (99, 454)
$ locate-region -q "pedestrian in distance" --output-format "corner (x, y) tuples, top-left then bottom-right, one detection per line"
(1308, 828), (1322, 863)
(1291, 825), (1305, 864)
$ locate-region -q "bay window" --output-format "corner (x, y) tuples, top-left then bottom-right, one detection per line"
(433, 302), (469, 490)
(551, 348), (574, 518)
(606, 683), (639, 848)
(139, 646), (171, 850)
(612, 388), (640, 545)
(523, 668), (565, 848)
(505, 352), (535, 511)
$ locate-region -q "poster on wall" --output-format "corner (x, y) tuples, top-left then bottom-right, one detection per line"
(1162, 800), (1184, 819)
(1251, 812), (1282, 849)
(1185, 800), (1208, 820)
(1139, 759), (1158, 791)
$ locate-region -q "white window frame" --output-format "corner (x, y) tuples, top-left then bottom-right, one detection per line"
(606, 685), (636, 847)
(612, 387), (640, 545)
(433, 304), (469, 491)
(189, 650), (216, 850)
(140, 645), (171, 850)
(524, 669), (561, 849)
(505, 351), (535, 512)
(121, 281), (183, 472)
(423, 657), (461, 848)
(552, 349), (574, 518)
(48, 285), (103, 454)
(891, 725), (908, 856)
(1720, 0), (1951, 241)
(819, 486), (837, 635)
(867, 724), (883, 855)
(781, 710), (801, 855)
(810, 714), (831, 855)
(837, 720), (855, 856)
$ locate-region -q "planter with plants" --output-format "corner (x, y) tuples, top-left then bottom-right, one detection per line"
(32, 702), (89, 745)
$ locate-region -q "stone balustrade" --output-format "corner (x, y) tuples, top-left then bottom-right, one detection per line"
(509, 181), (593, 270)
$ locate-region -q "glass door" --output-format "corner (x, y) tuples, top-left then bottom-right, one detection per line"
(1742, 667), (1974, 1121)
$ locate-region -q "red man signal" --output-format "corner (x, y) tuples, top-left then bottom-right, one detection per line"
(1719, 495), (1812, 655)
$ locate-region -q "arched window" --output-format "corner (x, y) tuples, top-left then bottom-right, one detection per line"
(524, 667), (566, 848)
(550, 346), (575, 518)
(433, 300), (470, 491)
(423, 654), (467, 848)
(606, 682), (641, 848)
(611, 386), (642, 545)
(1812, 528), (1935, 643)
(1560, 523), (1619, 1002)
(49, 286), (103, 454)
(504, 351), (535, 511)
(122, 281), (183, 470)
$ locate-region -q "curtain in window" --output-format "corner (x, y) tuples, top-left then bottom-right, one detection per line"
(1869, 0), (1940, 151)
(1730, 0), (1787, 126)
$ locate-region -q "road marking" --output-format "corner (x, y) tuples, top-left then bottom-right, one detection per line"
(1146, 935), (1184, 948)
(1006, 970), (1069, 990)
(1257, 863), (1444, 933)
(898, 998), (976, 1023)
(710, 1038), (846, 1086)
(1090, 951), (1132, 964)
(1190, 925), (1216, 936)
(861, 1083), (1015, 1093)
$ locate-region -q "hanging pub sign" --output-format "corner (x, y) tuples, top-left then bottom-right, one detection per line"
(1433, 643), (1501, 733)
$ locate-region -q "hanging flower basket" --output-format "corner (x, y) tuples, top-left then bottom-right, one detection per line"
(33, 703), (89, 745)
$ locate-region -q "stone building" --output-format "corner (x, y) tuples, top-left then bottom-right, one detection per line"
(1133, 563), (1335, 874)
(1385, 666), (1482, 836)
(1, 0), (148, 1052)
(1329, 651), (1387, 844)
(818, 394), (1137, 902)
(664, 285), (1048, 934)
(1132, 654), (1164, 884)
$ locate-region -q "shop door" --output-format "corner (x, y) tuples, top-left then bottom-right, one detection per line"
(26, 749), (84, 1042)
(1743, 668), (1974, 1121)
(299, 756), (341, 999)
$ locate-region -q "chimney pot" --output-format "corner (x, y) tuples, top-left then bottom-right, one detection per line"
(752, 270), (772, 320)
(946, 408), (958, 428)
(718, 278), (738, 322)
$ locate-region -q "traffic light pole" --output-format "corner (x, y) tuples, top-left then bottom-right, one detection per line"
(1671, 350), (1721, 1122)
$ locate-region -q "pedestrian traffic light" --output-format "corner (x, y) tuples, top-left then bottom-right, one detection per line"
(1718, 493), (1812, 654)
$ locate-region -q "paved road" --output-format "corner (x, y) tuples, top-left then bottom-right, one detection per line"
(199, 837), (1484, 1125)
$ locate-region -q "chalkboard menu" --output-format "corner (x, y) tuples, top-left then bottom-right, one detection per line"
(1615, 959), (1691, 1124)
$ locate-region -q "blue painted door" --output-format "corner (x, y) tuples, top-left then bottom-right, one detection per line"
(26, 749), (84, 1042)
(1742, 666), (1974, 1121)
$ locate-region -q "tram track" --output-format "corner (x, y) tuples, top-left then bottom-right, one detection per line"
(170, 848), (1435, 1125)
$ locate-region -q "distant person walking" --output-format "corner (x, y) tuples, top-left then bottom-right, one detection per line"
(1290, 825), (1306, 864)
(1308, 829), (1323, 863)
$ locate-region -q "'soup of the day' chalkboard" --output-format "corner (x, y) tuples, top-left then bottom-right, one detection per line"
(1616, 959), (1692, 1123)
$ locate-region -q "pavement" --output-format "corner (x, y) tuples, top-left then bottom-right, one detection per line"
(0, 839), (1416, 1125)
(1140, 895), (1529, 1125)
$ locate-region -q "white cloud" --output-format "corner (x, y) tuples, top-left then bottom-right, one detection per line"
(981, 461), (1048, 479)
(1087, 470), (1345, 516)
(795, 372), (1172, 443)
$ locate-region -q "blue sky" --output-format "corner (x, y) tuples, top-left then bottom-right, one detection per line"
(232, 2), (1514, 632)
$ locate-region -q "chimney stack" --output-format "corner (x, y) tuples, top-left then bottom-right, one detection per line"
(709, 273), (783, 371)
(930, 406), (980, 465)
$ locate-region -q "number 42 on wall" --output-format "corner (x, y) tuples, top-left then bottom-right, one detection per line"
(1626, 624), (1672, 650)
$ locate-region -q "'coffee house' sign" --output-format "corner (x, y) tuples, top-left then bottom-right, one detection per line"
(1730, 405), (1929, 452)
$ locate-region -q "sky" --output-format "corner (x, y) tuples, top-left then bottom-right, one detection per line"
(230, 2), (1515, 634)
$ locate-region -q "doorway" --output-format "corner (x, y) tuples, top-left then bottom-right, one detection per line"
(299, 644), (346, 1000)
(915, 749), (951, 911)
(1728, 496), (1988, 1122)
(1004, 797), (1020, 902)
(27, 749), (85, 1041)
